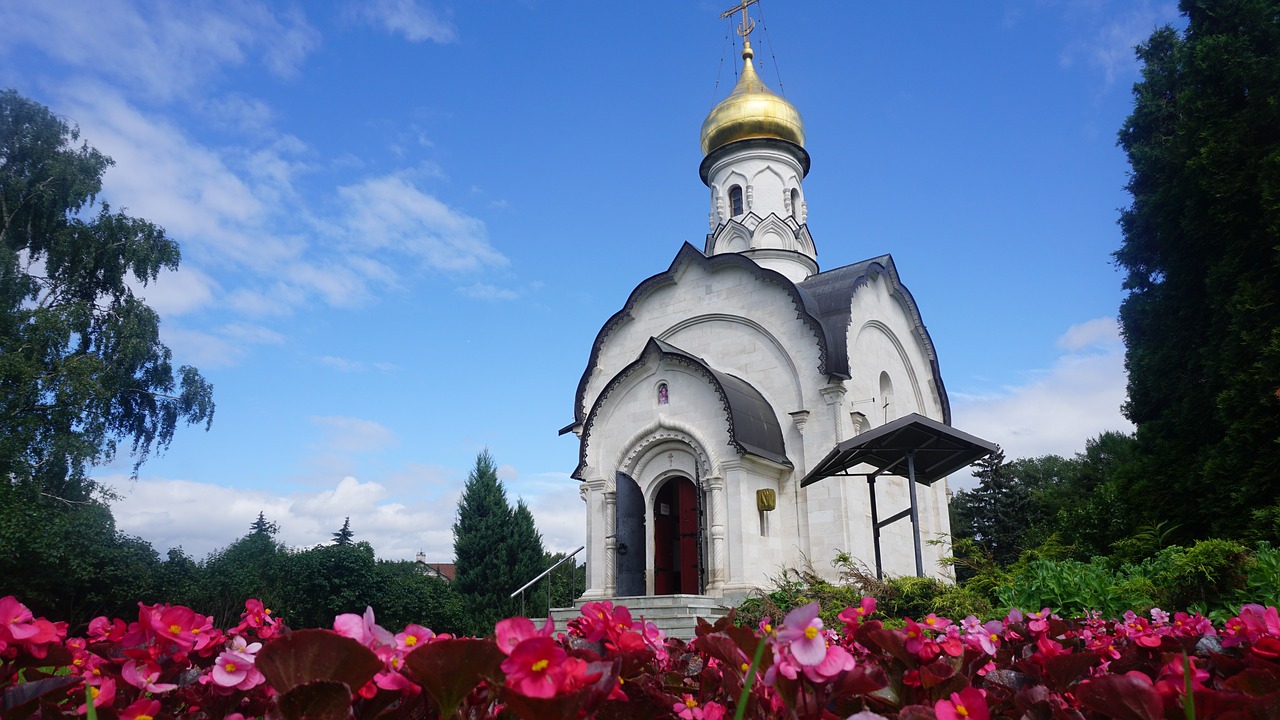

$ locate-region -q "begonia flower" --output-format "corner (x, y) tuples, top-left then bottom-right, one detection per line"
(397, 623), (437, 652)
(674, 693), (703, 720)
(122, 658), (178, 693)
(501, 636), (569, 698)
(776, 602), (826, 666)
(120, 697), (161, 720)
(935, 686), (989, 720)
(0, 596), (39, 640)
(495, 616), (552, 655)
(77, 677), (115, 715)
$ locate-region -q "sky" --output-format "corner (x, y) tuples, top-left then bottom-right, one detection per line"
(0, 0), (1179, 564)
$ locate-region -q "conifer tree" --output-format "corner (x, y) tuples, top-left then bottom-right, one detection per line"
(1116, 0), (1280, 540)
(332, 517), (354, 546)
(452, 450), (515, 634)
(509, 498), (546, 616)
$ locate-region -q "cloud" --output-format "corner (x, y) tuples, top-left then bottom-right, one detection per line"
(351, 0), (457, 44)
(106, 465), (585, 563)
(163, 321), (285, 368)
(132, 266), (219, 317)
(949, 317), (1133, 490)
(107, 474), (457, 561)
(458, 283), (520, 301)
(1053, 1), (1179, 86)
(336, 175), (506, 272)
(319, 356), (401, 373)
(310, 416), (398, 454)
(0, 0), (320, 100)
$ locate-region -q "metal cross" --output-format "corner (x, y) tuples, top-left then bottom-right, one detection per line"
(719, 0), (758, 40)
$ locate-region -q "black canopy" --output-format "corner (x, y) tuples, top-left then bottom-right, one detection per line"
(799, 413), (998, 578)
(800, 413), (997, 487)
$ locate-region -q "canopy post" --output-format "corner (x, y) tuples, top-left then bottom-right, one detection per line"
(907, 449), (923, 577)
(868, 476), (883, 580)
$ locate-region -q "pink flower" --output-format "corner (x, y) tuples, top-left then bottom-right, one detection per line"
(0, 596), (39, 641)
(673, 693), (703, 720)
(122, 658), (178, 693)
(776, 602), (826, 666)
(87, 616), (126, 643)
(334, 606), (394, 649)
(76, 677), (115, 715)
(495, 616), (552, 655)
(701, 700), (727, 720)
(396, 623), (437, 652)
(935, 687), (989, 720)
(212, 649), (262, 689)
(501, 636), (568, 698)
(120, 698), (161, 720)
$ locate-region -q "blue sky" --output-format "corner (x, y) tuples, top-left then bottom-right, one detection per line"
(0, 1), (1176, 563)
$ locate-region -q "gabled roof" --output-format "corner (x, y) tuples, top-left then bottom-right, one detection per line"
(572, 337), (789, 480)
(564, 243), (836, 432)
(795, 256), (952, 424)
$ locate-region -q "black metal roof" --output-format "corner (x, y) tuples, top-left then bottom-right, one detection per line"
(795, 256), (952, 425)
(799, 413), (997, 487)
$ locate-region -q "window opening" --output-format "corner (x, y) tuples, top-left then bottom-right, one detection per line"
(729, 185), (744, 217)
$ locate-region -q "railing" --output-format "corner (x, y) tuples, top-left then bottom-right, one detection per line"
(510, 545), (585, 616)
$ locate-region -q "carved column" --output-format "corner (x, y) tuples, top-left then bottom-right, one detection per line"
(783, 189), (793, 216)
(705, 474), (727, 590)
(745, 184), (754, 212)
(602, 484), (616, 596)
(820, 383), (848, 439)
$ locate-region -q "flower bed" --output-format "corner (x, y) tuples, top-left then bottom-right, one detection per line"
(2, 593), (1279, 719)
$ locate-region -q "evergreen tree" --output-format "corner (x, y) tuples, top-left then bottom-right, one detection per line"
(452, 450), (515, 635)
(950, 448), (1041, 566)
(250, 511), (277, 536)
(509, 499), (547, 616)
(1115, 0), (1280, 541)
(332, 517), (354, 546)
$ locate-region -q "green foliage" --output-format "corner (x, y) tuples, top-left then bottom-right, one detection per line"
(279, 542), (380, 629)
(452, 450), (517, 635)
(195, 527), (289, 628)
(508, 499), (546, 616)
(331, 517), (354, 547)
(1115, 0), (1280, 542)
(371, 560), (467, 634)
(996, 558), (1154, 619)
(0, 90), (214, 496)
(1156, 539), (1251, 613)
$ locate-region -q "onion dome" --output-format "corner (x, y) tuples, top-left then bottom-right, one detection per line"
(699, 40), (805, 156)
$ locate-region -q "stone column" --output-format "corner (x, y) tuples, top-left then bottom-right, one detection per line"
(820, 383), (847, 439)
(705, 474), (727, 590)
(602, 487), (617, 596)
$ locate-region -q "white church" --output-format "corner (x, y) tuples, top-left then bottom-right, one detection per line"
(560, 9), (987, 611)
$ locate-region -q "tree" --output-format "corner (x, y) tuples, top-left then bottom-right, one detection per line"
(452, 450), (515, 635)
(508, 499), (546, 616)
(1115, 1), (1280, 541)
(250, 512), (278, 537)
(950, 448), (1041, 566)
(279, 541), (379, 628)
(332, 517), (354, 546)
(0, 90), (214, 498)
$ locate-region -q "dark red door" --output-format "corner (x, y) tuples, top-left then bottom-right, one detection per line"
(653, 477), (702, 595)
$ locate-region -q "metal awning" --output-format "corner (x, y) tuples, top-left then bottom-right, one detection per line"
(799, 413), (998, 579)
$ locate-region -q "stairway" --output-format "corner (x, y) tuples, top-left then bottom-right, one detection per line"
(550, 595), (733, 640)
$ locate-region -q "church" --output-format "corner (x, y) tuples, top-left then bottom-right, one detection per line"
(560, 9), (957, 607)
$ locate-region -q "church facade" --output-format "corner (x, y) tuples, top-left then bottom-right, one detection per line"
(561, 34), (953, 603)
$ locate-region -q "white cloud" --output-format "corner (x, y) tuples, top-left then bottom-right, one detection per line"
(133, 266), (220, 317)
(336, 175), (507, 272)
(458, 283), (520, 301)
(319, 356), (401, 373)
(310, 416), (398, 454)
(107, 474), (458, 561)
(949, 316), (1133, 490)
(0, 0), (320, 100)
(1053, 1), (1179, 85)
(163, 321), (286, 368)
(351, 0), (457, 44)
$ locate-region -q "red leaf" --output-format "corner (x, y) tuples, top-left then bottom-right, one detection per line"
(0, 676), (82, 720)
(402, 638), (505, 719)
(273, 679), (353, 720)
(828, 663), (889, 699)
(256, 629), (384, 694)
(1223, 666), (1280, 696)
(1077, 672), (1164, 720)
(1044, 652), (1099, 691)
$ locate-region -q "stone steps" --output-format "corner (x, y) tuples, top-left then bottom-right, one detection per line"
(550, 595), (735, 640)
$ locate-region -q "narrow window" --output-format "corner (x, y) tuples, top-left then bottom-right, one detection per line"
(791, 189), (801, 220)
(729, 185), (744, 217)
(657, 383), (669, 405)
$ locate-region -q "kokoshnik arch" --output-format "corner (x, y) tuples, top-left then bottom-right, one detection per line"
(560, 3), (962, 604)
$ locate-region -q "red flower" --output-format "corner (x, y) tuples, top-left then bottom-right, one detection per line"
(501, 636), (569, 698)
(935, 686), (989, 720)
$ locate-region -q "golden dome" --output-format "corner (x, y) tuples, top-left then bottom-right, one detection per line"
(700, 41), (805, 156)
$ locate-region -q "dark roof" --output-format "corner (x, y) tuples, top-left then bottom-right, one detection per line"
(796, 256), (952, 424)
(572, 338), (790, 479)
(799, 413), (997, 487)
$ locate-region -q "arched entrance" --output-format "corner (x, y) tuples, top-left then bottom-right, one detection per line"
(652, 477), (704, 595)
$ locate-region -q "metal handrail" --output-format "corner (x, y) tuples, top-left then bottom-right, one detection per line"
(510, 545), (585, 615)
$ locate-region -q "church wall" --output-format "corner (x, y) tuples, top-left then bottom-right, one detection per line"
(581, 261), (828, 427)
(823, 273), (953, 581)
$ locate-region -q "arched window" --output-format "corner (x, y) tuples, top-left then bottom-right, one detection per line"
(878, 372), (894, 423)
(790, 189), (801, 220)
(850, 412), (868, 436)
(729, 185), (744, 217)
(657, 383), (669, 405)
